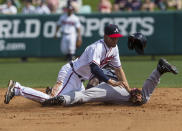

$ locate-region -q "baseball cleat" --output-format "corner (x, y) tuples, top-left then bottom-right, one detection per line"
(4, 80), (16, 104)
(157, 58), (178, 75)
(41, 96), (65, 106)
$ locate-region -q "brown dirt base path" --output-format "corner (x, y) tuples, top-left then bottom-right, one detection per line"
(0, 88), (182, 131)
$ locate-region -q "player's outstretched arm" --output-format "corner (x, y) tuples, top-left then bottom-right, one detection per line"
(114, 67), (131, 92)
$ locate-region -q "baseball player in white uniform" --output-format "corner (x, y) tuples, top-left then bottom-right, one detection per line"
(4, 24), (131, 105)
(55, 4), (82, 61)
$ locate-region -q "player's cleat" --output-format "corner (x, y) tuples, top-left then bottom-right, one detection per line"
(4, 80), (16, 104)
(157, 58), (178, 75)
(45, 86), (53, 95)
(41, 96), (65, 106)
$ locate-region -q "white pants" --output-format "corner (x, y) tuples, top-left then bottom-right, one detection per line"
(60, 34), (77, 55)
(14, 63), (85, 103)
(55, 63), (85, 96)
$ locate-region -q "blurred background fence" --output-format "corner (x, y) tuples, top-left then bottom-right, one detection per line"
(0, 11), (182, 57)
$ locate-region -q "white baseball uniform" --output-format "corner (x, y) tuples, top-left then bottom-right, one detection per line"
(12, 39), (122, 102)
(57, 13), (81, 55)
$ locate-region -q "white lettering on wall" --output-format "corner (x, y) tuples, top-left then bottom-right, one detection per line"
(79, 16), (155, 37)
(0, 20), (12, 38)
(24, 19), (40, 38)
(12, 20), (25, 38)
(43, 21), (56, 38)
(140, 17), (154, 35)
(0, 16), (155, 39)
(114, 18), (128, 36)
(85, 18), (100, 37)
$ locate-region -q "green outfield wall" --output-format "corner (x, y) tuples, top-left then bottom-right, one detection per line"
(0, 11), (182, 57)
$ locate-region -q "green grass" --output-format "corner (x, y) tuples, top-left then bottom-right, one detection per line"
(0, 57), (181, 88)
(123, 60), (181, 88)
(0, 61), (64, 88)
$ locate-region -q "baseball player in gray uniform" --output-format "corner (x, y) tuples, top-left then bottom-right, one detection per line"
(4, 24), (132, 105)
(42, 58), (178, 106)
(55, 4), (82, 61)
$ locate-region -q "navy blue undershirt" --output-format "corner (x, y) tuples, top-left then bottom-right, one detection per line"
(90, 63), (110, 83)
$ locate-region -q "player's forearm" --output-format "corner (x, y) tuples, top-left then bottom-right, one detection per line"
(107, 79), (121, 87)
(90, 63), (124, 87)
(76, 28), (82, 39)
(107, 79), (130, 93)
(123, 84), (131, 93)
(114, 67), (127, 81)
(114, 67), (130, 90)
(90, 63), (110, 83)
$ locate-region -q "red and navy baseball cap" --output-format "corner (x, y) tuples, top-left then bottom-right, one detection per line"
(104, 24), (123, 38)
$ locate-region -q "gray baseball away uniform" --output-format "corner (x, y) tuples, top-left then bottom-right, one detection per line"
(62, 69), (160, 106)
(13, 68), (160, 105)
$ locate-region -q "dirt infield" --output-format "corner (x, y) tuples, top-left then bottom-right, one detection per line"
(0, 88), (182, 131)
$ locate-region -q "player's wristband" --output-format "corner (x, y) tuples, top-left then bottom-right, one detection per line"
(90, 63), (110, 83)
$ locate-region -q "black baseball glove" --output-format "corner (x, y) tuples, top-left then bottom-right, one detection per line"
(128, 32), (147, 54)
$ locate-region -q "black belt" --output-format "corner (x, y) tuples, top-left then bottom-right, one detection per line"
(70, 62), (84, 82)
